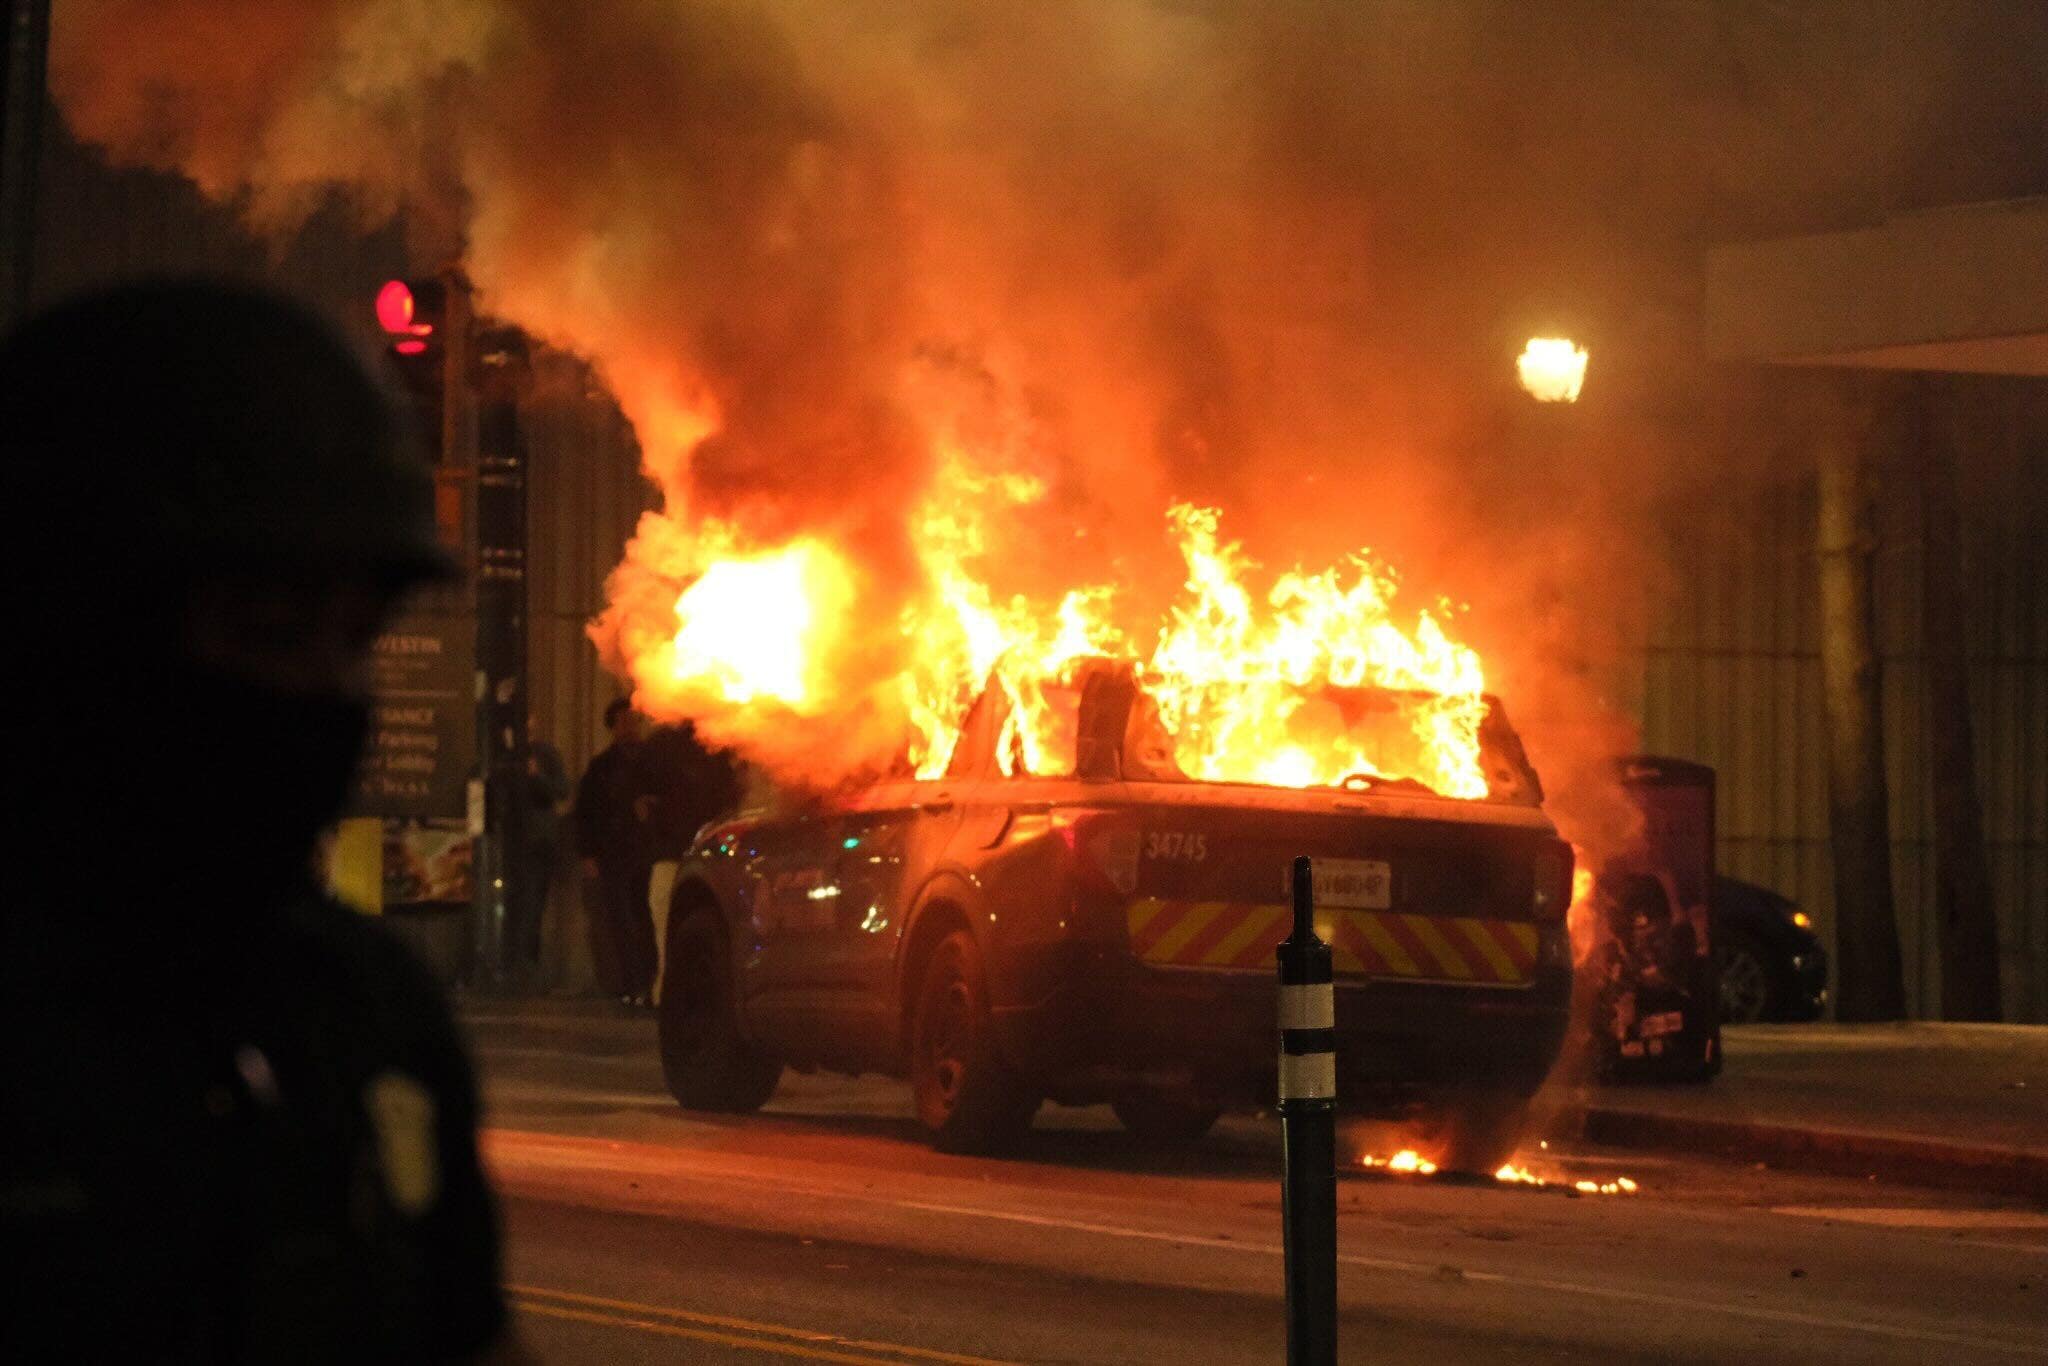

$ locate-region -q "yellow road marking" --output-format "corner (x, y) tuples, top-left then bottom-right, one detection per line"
(1142, 901), (1225, 963)
(1451, 916), (1520, 981)
(510, 1285), (1016, 1365)
(515, 1299), (918, 1363)
(1402, 913), (1474, 980)
(1354, 912), (1420, 976)
(1202, 903), (1283, 965)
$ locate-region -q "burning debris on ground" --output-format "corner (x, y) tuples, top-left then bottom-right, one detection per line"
(1354, 1145), (1640, 1196)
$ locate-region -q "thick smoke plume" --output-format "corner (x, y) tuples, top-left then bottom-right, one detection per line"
(50, 0), (2046, 844)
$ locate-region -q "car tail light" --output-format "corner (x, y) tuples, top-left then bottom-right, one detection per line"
(1054, 810), (1140, 896)
(1531, 845), (1573, 922)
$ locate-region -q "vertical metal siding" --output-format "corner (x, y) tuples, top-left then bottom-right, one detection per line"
(1636, 379), (2047, 1020)
(521, 372), (652, 785)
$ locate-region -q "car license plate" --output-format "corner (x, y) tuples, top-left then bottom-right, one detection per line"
(1304, 858), (1392, 910)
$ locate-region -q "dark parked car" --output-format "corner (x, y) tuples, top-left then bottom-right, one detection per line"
(651, 661), (1574, 1167)
(1711, 874), (1827, 1023)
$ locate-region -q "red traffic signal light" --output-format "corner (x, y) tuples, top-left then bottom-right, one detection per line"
(375, 275), (457, 467)
(375, 278), (418, 335)
(375, 278), (447, 355)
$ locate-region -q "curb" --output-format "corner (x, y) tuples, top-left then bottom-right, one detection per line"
(1581, 1106), (2048, 1201)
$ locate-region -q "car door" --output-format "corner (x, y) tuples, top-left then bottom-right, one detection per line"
(738, 805), (846, 1021)
(811, 695), (1005, 1046)
(823, 778), (958, 1003)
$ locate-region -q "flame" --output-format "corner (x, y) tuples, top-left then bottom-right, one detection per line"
(627, 529), (860, 722)
(1494, 1161), (1637, 1195)
(1148, 506), (1487, 797)
(1516, 337), (1589, 402)
(672, 544), (849, 708)
(629, 452), (1491, 798)
(900, 456), (1130, 779)
(1566, 859), (1600, 964)
(1361, 1149), (1439, 1175)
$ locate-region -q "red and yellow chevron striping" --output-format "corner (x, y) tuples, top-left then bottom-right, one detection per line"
(1125, 897), (1538, 985)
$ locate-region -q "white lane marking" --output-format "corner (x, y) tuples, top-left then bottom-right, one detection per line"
(1774, 1206), (2048, 1231)
(488, 1133), (2048, 1359)
(476, 1044), (659, 1067)
(894, 1198), (2047, 1356)
(486, 1079), (675, 1108)
(465, 1013), (653, 1032)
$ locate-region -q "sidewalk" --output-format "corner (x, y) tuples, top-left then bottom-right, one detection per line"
(1579, 1023), (2048, 1198)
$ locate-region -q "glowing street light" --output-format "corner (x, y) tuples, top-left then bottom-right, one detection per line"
(1516, 337), (1589, 402)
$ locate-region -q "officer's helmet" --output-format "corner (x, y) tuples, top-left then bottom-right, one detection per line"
(0, 278), (456, 586)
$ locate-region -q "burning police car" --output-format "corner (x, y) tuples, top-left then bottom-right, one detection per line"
(652, 661), (1573, 1164)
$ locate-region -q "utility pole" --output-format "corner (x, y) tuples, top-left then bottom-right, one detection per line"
(1813, 373), (1907, 1021)
(0, 0), (51, 327)
(474, 322), (531, 987)
(1921, 377), (2001, 1020)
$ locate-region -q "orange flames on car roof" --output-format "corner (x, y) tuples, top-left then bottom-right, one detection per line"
(611, 444), (1492, 799)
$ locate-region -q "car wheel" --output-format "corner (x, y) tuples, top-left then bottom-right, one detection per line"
(658, 907), (782, 1113)
(911, 930), (1039, 1152)
(1716, 930), (1777, 1024)
(1112, 1094), (1223, 1145)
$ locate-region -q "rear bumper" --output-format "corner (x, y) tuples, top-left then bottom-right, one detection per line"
(990, 943), (1571, 1110)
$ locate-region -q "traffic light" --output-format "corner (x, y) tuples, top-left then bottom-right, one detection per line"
(374, 275), (454, 462)
(375, 274), (467, 552)
(375, 276), (445, 350)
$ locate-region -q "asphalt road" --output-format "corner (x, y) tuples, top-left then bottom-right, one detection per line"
(469, 1004), (2046, 1364)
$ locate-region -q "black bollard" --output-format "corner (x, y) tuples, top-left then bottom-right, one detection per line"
(1278, 855), (1337, 1365)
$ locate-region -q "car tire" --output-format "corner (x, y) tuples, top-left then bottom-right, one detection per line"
(658, 906), (782, 1114)
(1112, 1094), (1223, 1145)
(911, 930), (1040, 1152)
(1715, 928), (1779, 1024)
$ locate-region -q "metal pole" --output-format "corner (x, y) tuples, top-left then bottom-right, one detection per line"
(1278, 855), (1337, 1365)
(1813, 374), (1905, 1019)
(474, 322), (530, 984)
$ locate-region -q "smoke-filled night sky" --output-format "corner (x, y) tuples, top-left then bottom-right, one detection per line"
(48, 0), (2048, 842)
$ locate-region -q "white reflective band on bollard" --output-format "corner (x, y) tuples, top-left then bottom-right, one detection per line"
(1278, 1050), (1337, 1101)
(1278, 983), (1335, 1031)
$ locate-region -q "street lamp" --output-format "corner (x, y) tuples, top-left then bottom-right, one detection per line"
(1517, 337), (1589, 402)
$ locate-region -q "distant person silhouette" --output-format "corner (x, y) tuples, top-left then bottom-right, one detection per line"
(508, 717), (571, 980)
(0, 279), (515, 1361)
(574, 698), (656, 1003)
